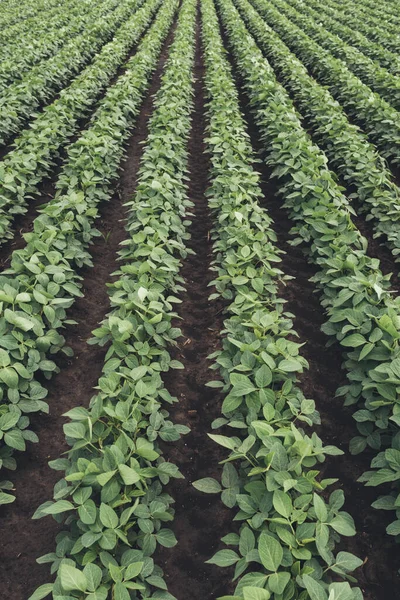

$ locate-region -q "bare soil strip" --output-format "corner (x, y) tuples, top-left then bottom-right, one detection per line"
(219, 29), (400, 600)
(157, 10), (234, 598)
(0, 21), (178, 599)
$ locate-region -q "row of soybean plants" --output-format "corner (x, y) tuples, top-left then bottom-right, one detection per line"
(0, 0), (127, 145)
(327, 0), (400, 44)
(275, 0), (400, 111)
(0, 0), (101, 91)
(192, 0), (364, 598)
(248, 0), (400, 169)
(0, 0), (63, 41)
(0, 0), (178, 507)
(235, 0), (400, 261)
(296, 0), (400, 74)
(28, 0), (196, 597)
(217, 0), (400, 544)
(0, 0), (160, 246)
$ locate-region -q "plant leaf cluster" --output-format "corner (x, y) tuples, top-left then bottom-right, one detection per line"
(29, 0), (197, 596)
(216, 0), (400, 544)
(193, 1), (363, 598)
(0, 0), (178, 506)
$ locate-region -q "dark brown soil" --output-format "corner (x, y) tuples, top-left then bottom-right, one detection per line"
(0, 21), (177, 599)
(218, 22), (400, 600)
(157, 13), (234, 598)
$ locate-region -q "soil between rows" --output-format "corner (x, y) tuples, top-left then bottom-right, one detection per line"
(157, 11), (234, 598)
(0, 19), (178, 598)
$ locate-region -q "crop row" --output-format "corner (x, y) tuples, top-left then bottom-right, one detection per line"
(276, 0), (400, 112)
(28, 0), (197, 597)
(192, 0), (364, 598)
(216, 0), (400, 539)
(0, 0), (67, 43)
(0, 0), (180, 506)
(0, 0), (126, 146)
(297, 0), (400, 75)
(250, 0), (400, 168)
(0, 0), (103, 92)
(0, 0), (160, 247)
(237, 0), (400, 261)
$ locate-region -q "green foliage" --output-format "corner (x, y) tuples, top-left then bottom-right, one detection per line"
(0, 0), (137, 145)
(29, 0), (197, 597)
(0, 0), (160, 246)
(216, 0), (400, 542)
(193, 1), (363, 598)
(0, 0), (179, 504)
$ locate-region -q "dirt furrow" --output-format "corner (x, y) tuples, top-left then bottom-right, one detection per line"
(157, 10), (234, 599)
(0, 20), (178, 599)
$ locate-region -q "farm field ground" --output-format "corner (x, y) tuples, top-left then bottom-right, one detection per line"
(1, 0), (400, 598)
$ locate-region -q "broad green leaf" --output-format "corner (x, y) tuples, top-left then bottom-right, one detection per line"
(314, 494), (327, 522)
(155, 529), (177, 547)
(118, 464), (140, 485)
(60, 564), (88, 592)
(268, 572), (290, 594)
(243, 587), (271, 600)
(258, 533), (282, 572)
(100, 503), (118, 529)
(273, 490), (292, 518)
(27, 584), (54, 600)
(303, 575), (328, 600)
(206, 549), (240, 567)
(42, 500), (74, 515)
(193, 478), (222, 494)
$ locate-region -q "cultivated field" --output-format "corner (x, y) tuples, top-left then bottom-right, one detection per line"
(0, 0), (400, 598)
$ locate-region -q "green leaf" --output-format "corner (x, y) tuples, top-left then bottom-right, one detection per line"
(4, 429), (25, 451)
(303, 575), (328, 600)
(243, 587), (271, 600)
(118, 464), (140, 485)
(330, 514), (356, 536)
(314, 494), (327, 522)
(124, 562), (143, 580)
(208, 434), (237, 450)
(27, 584), (54, 600)
(278, 359), (303, 372)
(155, 529), (177, 548)
(100, 503), (118, 529)
(42, 500), (74, 515)
(83, 563), (102, 592)
(333, 552), (363, 573)
(222, 394), (243, 413)
(0, 349), (10, 367)
(387, 520), (400, 536)
(230, 373), (257, 396)
(78, 500), (97, 525)
(0, 491), (15, 505)
(341, 334), (366, 348)
(206, 549), (240, 567)
(60, 564), (88, 592)
(0, 367), (18, 388)
(268, 572), (290, 594)
(114, 582), (130, 600)
(255, 365), (272, 388)
(273, 490), (292, 518)
(258, 533), (282, 572)
(327, 582), (355, 600)
(193, 478), (222, 494)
